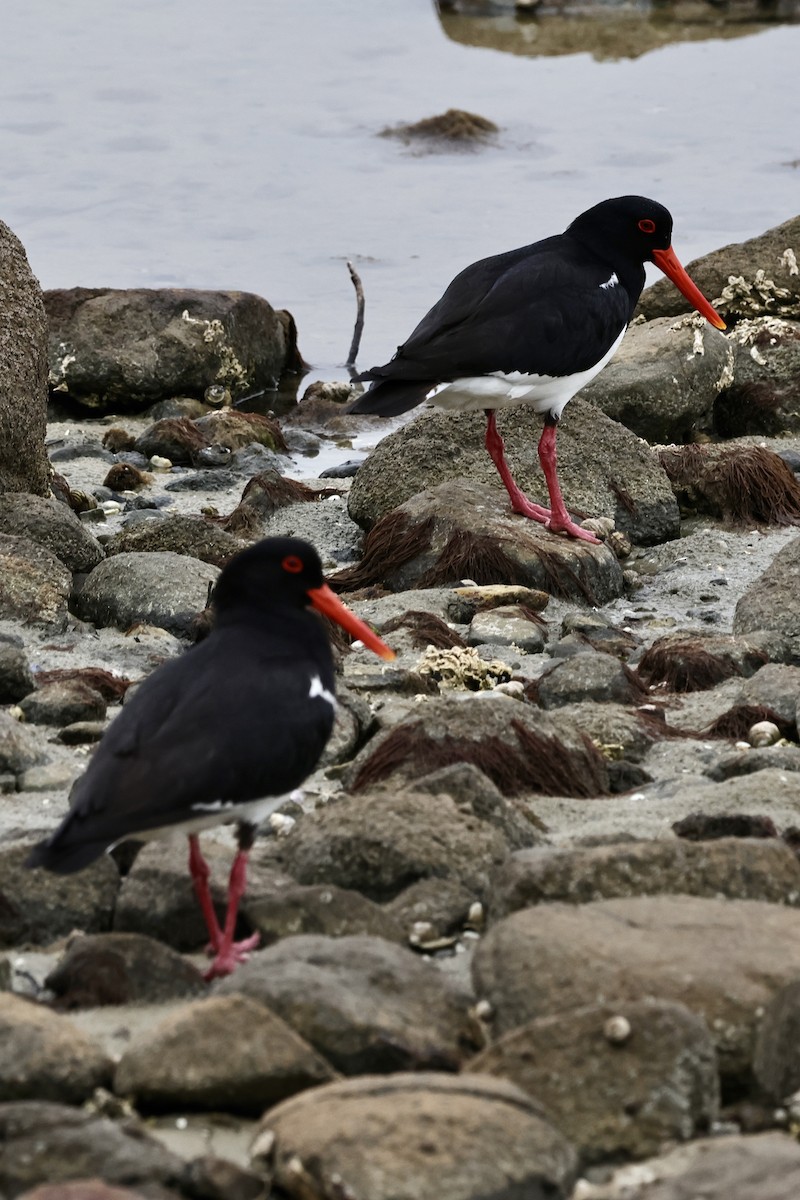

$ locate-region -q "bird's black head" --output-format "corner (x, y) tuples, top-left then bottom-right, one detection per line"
(567, 196), (674, 264)
(212, 536), (326, 616)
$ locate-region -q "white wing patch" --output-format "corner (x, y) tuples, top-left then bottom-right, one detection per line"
(309, 674), (336, 709)
(600, 272), (619, 290)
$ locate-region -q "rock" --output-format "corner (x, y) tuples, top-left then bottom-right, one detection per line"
(244, 883), (406, 945)
(638, 213), (800, 323)
(19, 680), (107, 726)
(489, 838), (800, 919)
(0, 993), (112, 1103)
(385, 877), (478, 941)
(114, 993), (336, 1114)
(103, 515), (244, 568)
(714, 317), (800, 438)
(753, 977), (800, 1102)
(0, 220), (50, 496)
(705, 744), (800, 781)
(0, 710), (48, 775)
(411, 761), (543, 850)
(260, 496), (365, 571)
(58, 720), (107, 745)
(45, 933), (206, 1007)
(581, 314), (732, 443)
(19, 761), (83, 793)
(470, 998), (718, 1163)
(347, 398), (680, 545)
(466, 604), (546, 652)
(15, 1182), (154, 1200)
(0, 534), (72, 625)
(133, 416), (212, 464)
(45, 287), (295, 410)
(734, 535), (800, 659)
(0, 493), (104, 572)
(216, 934), (480, 1074)
(113, 839), (285, 952)
(343, 478), (625, 604)
(637, 629), (769, 692)
(740, 663), (800, 724)
(535, 650), (645, 708)
(0, 636), (34, 703)
(625, 1131), (800, 1200)
(658, 443), (800, 526)
(273, 787), (510, 903)
(194, 408), (287, 452)
(74, 551), (219, 635)
(1, 843), (119, 947)
(0, 1101), (186, 1194)
(255, 1072), (577, 1200)
(343, 692), (610, 800)
(472, 894), (800, 1087)
(548, 700), (655, 763)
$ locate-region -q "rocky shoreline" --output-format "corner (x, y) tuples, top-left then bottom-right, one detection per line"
(2, 213), (800, 1199)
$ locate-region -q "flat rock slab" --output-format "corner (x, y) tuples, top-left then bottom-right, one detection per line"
(472, 894), (800, 1086)
(216, 933), (480, 1074)
(734, 533), (800, 657)
(348, 398), (679, 546)
(114, 993), (337, 1114)
(255, 1072), (577, 1200)
(490, 837), (800, 918)
(469, 998), (718, 1164)
(622, 1131), (800, 1200)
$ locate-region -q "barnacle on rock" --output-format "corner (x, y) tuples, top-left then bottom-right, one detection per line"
(416, 645), (511, 692)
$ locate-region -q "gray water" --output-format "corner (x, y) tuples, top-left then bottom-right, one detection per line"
(2, 0), (799, 385)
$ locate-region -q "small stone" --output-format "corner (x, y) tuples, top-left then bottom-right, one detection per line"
(149, 455), (172, 470)
(604, 1014), (632, 1043)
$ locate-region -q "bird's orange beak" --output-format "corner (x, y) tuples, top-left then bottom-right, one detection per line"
(652, 246), (726, 330)
(309, 583), (395, 660)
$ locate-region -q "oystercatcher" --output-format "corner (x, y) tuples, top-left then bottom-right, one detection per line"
(349, 196), (726, 543)
(26, 537), (395, 979)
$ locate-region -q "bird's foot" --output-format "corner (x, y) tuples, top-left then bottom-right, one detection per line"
(203, 931), (261, 980)
(509, 495), (552, 523)
(544, 515), (602, 544)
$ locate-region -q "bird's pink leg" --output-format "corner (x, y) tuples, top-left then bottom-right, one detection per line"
(203, 829), (260, 981)
(484, 410), (551, 522)
(188, 834), (223, 952)
(536, 419), (600, 544)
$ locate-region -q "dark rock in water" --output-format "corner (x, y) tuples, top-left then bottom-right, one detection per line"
(320, 458), (363, 479)
(216, 933), (480, 1075)
(256, 1073), (578, 1200)
(45, 932), (206, 1008)
(0, 220), (50, 496)
(113, 993), (337, 1114)
(73, 550), (219, 636)
(44, 286), (298, 411)
(0, 493), (104, 573)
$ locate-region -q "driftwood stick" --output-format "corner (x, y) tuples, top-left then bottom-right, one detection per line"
(345, 260), (366, 369)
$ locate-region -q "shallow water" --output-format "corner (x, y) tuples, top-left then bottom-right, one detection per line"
(1, 0), (799, 387)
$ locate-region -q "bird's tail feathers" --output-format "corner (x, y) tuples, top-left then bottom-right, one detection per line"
(348, 377), (434, 418)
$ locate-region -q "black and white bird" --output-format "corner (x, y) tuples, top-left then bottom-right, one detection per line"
(26, 537), (395, 979)
(350, 195), (726, 543)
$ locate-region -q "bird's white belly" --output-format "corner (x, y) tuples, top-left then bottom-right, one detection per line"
(426, 327), (626, 419)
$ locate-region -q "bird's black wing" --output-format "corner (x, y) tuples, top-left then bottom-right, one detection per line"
(359, 236), (635, 385)
(27, 633), (335, 872)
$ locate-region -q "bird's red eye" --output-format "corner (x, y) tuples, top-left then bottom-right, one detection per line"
(638, 218), (656, 234)
(282, 555), (304, 574)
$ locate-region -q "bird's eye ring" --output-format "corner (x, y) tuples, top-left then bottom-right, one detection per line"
(638, 218), (656, 234)
(282, 555), (304, 574)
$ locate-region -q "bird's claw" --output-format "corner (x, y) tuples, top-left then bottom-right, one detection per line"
(203, 931), (261, 980)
